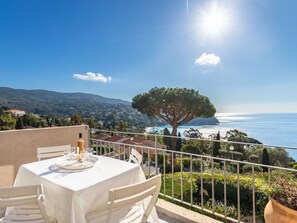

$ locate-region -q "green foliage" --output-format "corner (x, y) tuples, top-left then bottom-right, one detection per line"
(175, 158), (205, 169)
(245, 146), (291, 168)
(204, 200), (238, 219)
(261, 148), (270, 172)
(242, 164), (263, 173)
(249, 154), (260, 163)
(162, 171), (271, 219)
(176, 132), (182, 151)
(70, 114), (83, 125)
(181, 140), (202, 154)
(184, 128), (203, 138)
(212, 131), (221, 157)
(218, 149), (243, 160)
(157, 153), (170, 165)
(22, 114), (38, 127)
(0, 113), (16, 130)
(292, 163), (297, 170)
(86, 118), (97, 128)
(225, 129), (262, 153)
(15, 117), (24, 129)
(269, 147), (291, 167)
(132, 87), (216, 149)
(0, 87), (156, 131)
(116, 121), (129, 131)
(162, 128), (172, 150)
(161, 173), (198, 203)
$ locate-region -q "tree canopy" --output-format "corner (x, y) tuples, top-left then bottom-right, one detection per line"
(184, 128), (203, 138)
(132, 87), (216, 149)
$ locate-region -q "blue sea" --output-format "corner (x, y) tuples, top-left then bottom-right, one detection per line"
(146, 113), (297, 160)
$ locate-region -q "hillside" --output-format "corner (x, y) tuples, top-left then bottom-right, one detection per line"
(0, 87), (153, 127)
(0, 87), (219, 129)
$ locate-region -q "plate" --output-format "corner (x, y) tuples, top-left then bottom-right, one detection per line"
(56, 156), (98, 170)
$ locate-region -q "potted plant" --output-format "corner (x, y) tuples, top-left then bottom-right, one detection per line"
(264, 180), (297, 223)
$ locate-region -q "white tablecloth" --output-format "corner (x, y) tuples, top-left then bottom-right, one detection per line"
(14, 156), (158, 223)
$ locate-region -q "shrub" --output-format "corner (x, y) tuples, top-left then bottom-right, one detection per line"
(249, 154), (260, 163)
(157, 153), (170, 164)
(242, 164), (263, 173)
(204, 200), (238, 219)
(162, 171), (270, 219)
(292, 163), (297, 170)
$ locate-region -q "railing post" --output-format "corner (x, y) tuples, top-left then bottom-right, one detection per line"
(181, 153), (183, 203)
(155, 135), (158, 175)
(148, 148), (151, 178)
(237, 162), (240, 223)
(172, 151), (174, 200)
(190, 154), (193, 206)
(224, 160), (227, 220)
(200, 157), (204, 210)
(163, 150), (166, 196)
(211, 158), (214, 214)
(252, 165), (256, 223)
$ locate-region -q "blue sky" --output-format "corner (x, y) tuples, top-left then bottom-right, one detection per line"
(1, 0), (297, 113)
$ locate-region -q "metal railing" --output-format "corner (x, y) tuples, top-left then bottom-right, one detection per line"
(90, 129), (297, 223)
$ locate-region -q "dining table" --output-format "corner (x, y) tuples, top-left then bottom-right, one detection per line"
(14, 155), (159, 223)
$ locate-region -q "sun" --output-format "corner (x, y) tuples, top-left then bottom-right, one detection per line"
(198, 2), (232, 39)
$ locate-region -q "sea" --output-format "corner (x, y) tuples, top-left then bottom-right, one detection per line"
(145, 113), (297, 161)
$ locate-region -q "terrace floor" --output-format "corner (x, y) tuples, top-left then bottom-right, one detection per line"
(156, 199), (222, 223)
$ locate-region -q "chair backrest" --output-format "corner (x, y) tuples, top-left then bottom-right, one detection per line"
(86, 174), (161, 223)
(128, 148), (142, 165)
(37, 144), (71, 161)
(0, 185), (51, 223)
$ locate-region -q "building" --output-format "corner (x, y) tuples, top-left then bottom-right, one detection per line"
(4, 109), (26, 117)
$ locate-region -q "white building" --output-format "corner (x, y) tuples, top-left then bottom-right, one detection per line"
(5, 109), (26, 117)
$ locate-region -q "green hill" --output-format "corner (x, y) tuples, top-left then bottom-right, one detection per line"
(0, 87), (153, 127)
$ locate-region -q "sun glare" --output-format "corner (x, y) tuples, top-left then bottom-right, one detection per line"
(198, 2), (232, 39)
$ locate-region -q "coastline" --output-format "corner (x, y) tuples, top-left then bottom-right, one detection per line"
(145, 113), (297, 161)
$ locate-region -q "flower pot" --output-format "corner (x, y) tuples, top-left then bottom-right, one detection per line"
(264, 197), (297, 223)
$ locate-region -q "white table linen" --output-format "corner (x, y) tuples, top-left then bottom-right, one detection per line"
(14, 156), (158, 223)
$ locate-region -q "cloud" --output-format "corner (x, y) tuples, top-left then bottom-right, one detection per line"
(73, 72), (112, 83)
(195, 53), (220, 65)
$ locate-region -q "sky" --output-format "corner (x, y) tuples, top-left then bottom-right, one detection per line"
(1, 0), (297, 113)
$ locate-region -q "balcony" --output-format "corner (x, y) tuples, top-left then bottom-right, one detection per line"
(1, 126), (296, 222)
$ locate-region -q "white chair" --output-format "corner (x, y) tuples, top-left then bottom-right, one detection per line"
(0, 185), (54, 223)
(37, 145), (71, 161)
(128, 148), (143, 165)
(86, 174), (161, 223)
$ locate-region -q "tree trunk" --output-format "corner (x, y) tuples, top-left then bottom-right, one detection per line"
(171, 125), (177, 151)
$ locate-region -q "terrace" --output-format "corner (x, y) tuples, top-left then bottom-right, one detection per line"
(1, 125), (296, 222)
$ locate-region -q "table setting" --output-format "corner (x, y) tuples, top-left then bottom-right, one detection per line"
(13, 146), (158, 223)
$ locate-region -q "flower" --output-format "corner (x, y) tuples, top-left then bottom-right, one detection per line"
(270, 180), (297, 210)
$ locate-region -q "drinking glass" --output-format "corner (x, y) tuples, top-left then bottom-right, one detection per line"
(63, 149), (70, 160)
(67, 147), (76, 160)
(85, 148), (94, 161)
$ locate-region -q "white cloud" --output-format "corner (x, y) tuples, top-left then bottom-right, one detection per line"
(73, 72), (112, 83)
(195, 53), (220, 65)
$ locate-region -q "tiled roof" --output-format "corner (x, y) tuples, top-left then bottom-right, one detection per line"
(105, 135), (125, 142)
(95, 134), (111, 140)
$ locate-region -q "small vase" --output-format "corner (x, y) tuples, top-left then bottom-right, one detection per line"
(264, 197), (297, 223)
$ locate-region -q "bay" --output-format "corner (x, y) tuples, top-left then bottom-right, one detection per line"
(146, 113), (297, 161)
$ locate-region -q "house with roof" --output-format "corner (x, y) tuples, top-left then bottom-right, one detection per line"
(5, 109), (26, 117)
